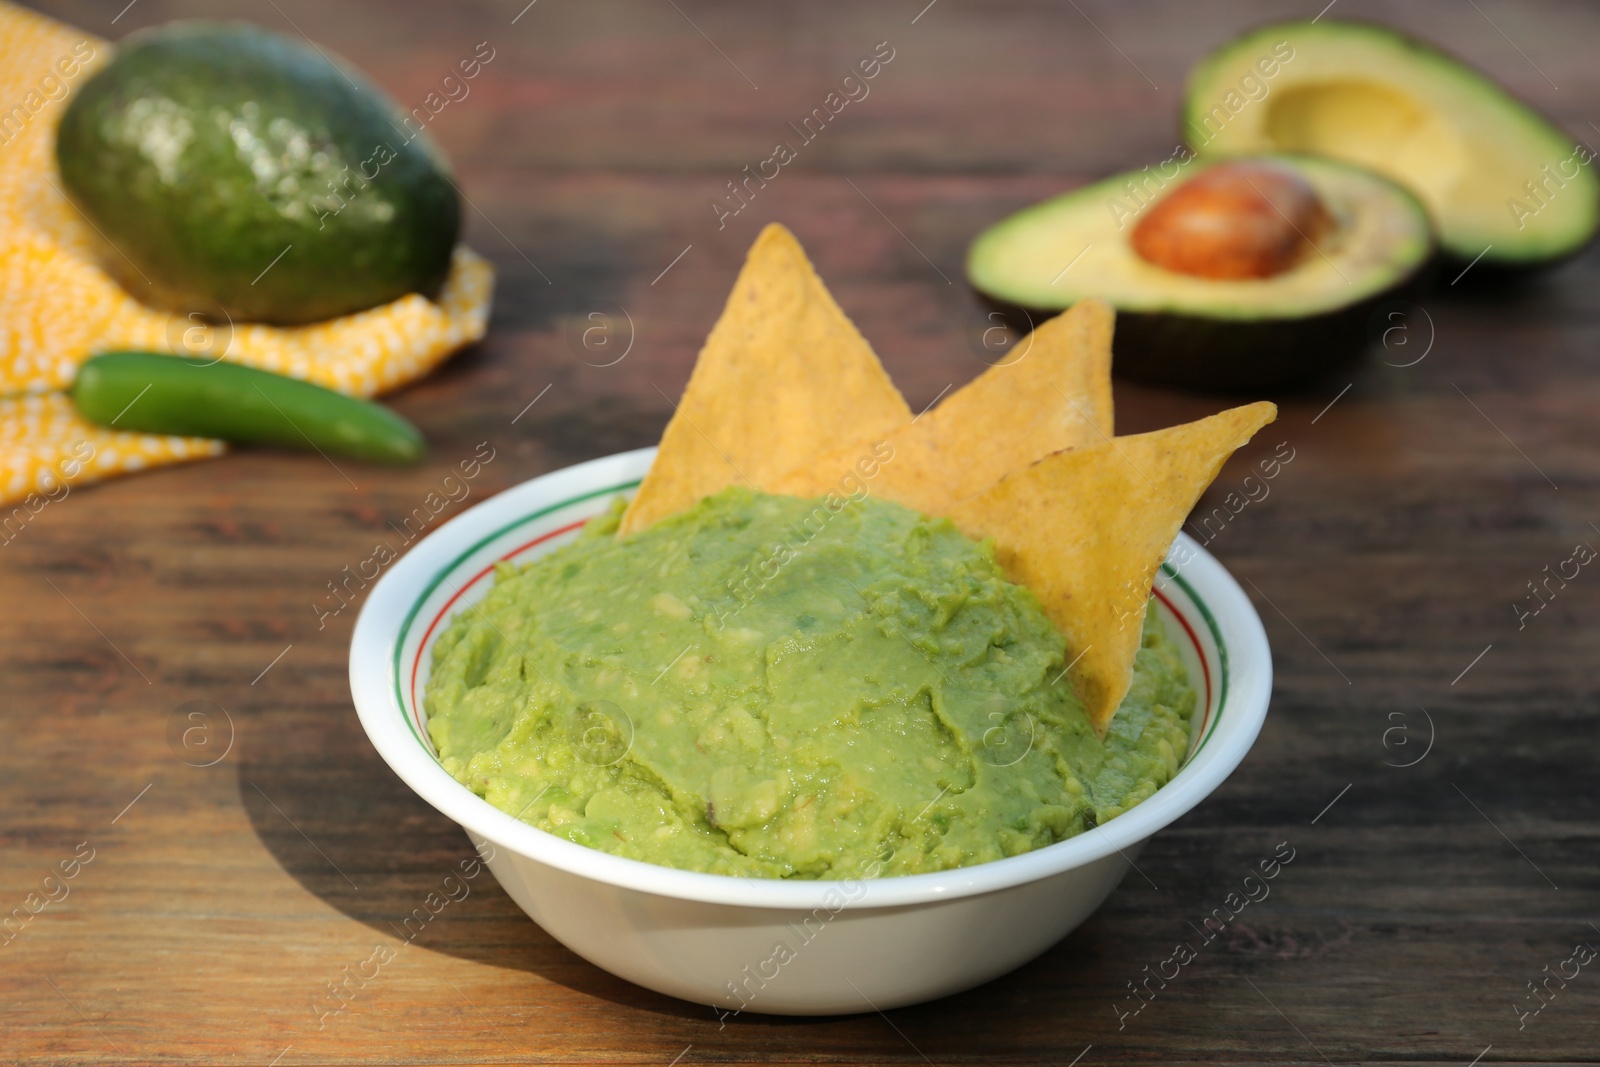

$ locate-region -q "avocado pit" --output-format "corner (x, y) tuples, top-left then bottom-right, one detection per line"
(1131, 161), (1334, 280)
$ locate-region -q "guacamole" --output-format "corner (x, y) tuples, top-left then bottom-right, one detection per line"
(425, 488), (1195, 879)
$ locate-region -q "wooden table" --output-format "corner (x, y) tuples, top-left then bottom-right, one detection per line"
(5, 0), (1598, 1062)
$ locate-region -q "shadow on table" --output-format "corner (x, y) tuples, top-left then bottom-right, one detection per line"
(230, 696), (1123, 1049)
(231, 701), (724, 1020)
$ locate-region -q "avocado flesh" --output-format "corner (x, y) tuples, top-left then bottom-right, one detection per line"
(1185, 20), (1598, 265)
(55, 21), (460, 325)
(966, 155), (1431, 391)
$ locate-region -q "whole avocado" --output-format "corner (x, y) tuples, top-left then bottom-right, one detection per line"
(55, 21), (460, 325)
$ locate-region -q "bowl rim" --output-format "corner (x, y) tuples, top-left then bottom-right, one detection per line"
(349, 447), (1273, 911)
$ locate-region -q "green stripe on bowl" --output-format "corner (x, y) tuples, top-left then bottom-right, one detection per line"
(391, 479), (642, 748)
(1161, 560), (1230, 761)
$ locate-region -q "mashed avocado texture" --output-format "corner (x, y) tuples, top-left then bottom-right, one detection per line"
(425, 488), (1194, 879)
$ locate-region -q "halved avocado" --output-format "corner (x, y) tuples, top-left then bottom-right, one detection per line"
(1185, 20), (1598, 268)
(966, 154), (1432, 392)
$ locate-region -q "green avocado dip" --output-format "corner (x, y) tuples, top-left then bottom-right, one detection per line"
(424, 487), (1195, 880)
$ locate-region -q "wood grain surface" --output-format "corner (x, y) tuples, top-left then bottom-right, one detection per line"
(3, 0), (1598, 1063)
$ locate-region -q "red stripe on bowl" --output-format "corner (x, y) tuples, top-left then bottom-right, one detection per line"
(1152, 585), (1214, 745)
(408, 517), (592, 729)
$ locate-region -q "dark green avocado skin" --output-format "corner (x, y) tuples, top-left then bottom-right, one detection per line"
(980, 262), (1435, 395)
(56, 21), (460, 325)
(1109, 282), (1425, 393)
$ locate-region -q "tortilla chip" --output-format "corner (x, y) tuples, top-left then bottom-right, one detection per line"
(619, 224), (910, 534)
(768, 298), (1115, 515)
(947, 400), (1277, 736)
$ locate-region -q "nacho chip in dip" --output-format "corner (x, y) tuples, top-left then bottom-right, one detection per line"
(770, 297), (1116, 515)
(948, 400), (1277, 735)
(619, 224), (910, 534)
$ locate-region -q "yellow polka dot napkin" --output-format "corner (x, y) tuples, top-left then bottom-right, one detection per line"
(0, 2), (494, 507)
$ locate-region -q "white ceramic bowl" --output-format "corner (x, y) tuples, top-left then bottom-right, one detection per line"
(349, 447), (1273, 1014)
